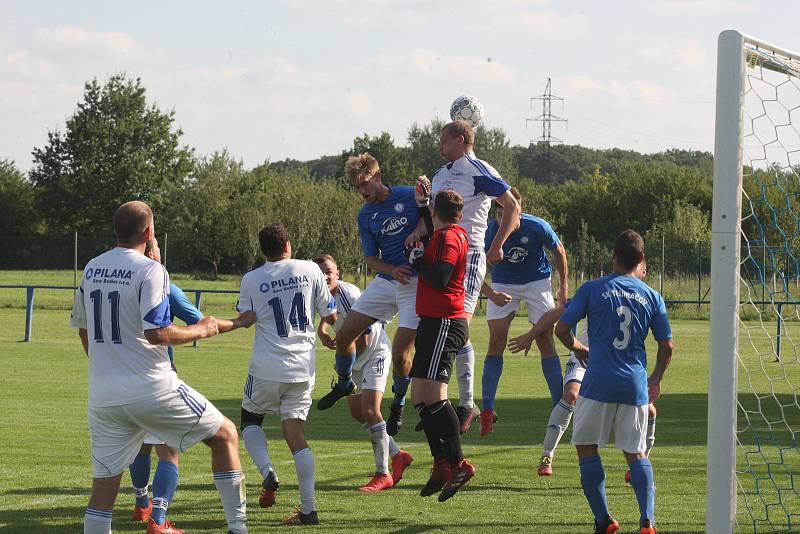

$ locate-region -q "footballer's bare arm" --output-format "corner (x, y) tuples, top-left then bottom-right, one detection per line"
(486, 189), (521, 265)
(216, 310), (257, 333)
(78, 328), (89, 356)
(366, 256), (412, 285)
(144, 316), (219, 346)
(553, 242), (569, 304)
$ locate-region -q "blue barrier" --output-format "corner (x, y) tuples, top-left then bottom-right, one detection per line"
(0, 285), (795, 361)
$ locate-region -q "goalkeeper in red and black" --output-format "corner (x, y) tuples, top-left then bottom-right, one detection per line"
(405, 188), (476, 502)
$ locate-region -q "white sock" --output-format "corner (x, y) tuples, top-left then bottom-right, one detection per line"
(388, 436), (400, 457)
(646, 417), (656, 456)
(243, 425), (274, 479)
(456, 342), (475, 408)
(213, 470), (247, 534)
(542, 399), (575, 457)
(84, 508), (112, 534)
(368, 421), (390, 474)
(293, 448), (316, 514)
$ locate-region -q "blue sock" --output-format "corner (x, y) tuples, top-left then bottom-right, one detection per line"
(334, 350), (356, 389)
(541, 355), (563, 406)
(629, 457), (655, 527)
(151, 460), (179, 525)
(129, 452), (151, 507)
(579, 455), (609, 524)
(392, 375), (411, 406)
(481, 355), (504, 410)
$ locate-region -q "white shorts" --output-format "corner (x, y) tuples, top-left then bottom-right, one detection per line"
(143, 434), (163, 446)
(352, 346), (391, 393)
(242, 375), (315, 421)
(352, 276), (419, 329)
(563, 353), (586, 385)
(486, 278), (555, 323)
(571, 395), (648, 453)
(464, 249), (487, 314)
(88, 382), (224, 478)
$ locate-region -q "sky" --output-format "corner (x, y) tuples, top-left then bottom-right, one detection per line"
(2, 0), (800, 172)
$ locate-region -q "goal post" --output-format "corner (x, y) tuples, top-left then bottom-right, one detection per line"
(708, 30), (800, 534)
(708, 29), (745, 534)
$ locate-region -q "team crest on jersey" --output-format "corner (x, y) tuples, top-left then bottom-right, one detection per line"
(394, 202), (404, 213)
(381, 216), (409, 236)
(521, 236), (529, 244)
(506, 247), (529, 263)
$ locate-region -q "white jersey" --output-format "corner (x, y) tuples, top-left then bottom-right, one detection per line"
(333, 281), (391, 371)
(70, 247), (178, 408)
(237, 258), (336, 382)
(431, 151), (510, 248)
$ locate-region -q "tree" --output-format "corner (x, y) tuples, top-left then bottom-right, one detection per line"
(0, 159), (38, 235)
(30, 74), (194, 235)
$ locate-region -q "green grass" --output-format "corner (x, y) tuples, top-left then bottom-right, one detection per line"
(0, 276), (797, 533)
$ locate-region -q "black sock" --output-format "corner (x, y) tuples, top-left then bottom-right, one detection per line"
(416, 402), (444, 459)
(427, 400), (463, 464)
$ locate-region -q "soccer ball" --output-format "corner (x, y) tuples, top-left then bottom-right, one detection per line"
(449, 95), (484, 128)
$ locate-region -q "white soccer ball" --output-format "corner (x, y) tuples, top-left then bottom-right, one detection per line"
(449, 95), (484, 128)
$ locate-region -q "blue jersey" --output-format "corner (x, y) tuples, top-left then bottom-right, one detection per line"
(485, 213), (560, 285)
(167, 283), (203, 366)
(357, 186), (420, 281)
(560, 273), (671, 406)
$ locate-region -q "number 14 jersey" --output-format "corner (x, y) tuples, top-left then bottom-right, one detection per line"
(237, 259), (336, 383)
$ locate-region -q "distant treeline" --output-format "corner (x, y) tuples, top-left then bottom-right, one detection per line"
(2, 73), (787, 278)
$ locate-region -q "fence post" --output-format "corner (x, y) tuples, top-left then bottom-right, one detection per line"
(24, 287), (35, 342)
(74, 231), (78, 289)
(163, 232), (168, 270)
(698, 241), (703, 308)
(192, 290), (202, 347)
(776, 302), (783, 362)
(660, 233), (665, 295)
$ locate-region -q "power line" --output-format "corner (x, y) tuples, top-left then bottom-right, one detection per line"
(527, 78), (567, 181)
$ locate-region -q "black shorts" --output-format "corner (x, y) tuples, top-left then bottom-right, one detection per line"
(410, 316), (469, 383)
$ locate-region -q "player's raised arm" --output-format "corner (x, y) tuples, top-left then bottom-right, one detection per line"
(508, 303), (566, 356)
(486, 188), (521, 265)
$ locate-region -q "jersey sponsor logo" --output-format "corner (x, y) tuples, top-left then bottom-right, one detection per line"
(259, 282), (270, 293)
(267, 275), (310, 292)
(85, 267), (134, 281)
(506, 247), (529, 263)
(381, 216), (409, 236)
(394, 202), (404, 213)
(601, 288), (648, 305)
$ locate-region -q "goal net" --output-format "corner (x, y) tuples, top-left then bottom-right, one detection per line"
(709, 30), (800, 534)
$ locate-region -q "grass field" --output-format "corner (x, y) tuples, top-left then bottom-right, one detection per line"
(0, 275), (796, 533)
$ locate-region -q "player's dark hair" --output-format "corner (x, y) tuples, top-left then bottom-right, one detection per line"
(114, 201), (153, 244)
(442, 120), (475, 147)
(259, 223), (290, 259)
(613, 229), (645, 271)
(434, 189), (464, 223)
(313, 254), (337, 267)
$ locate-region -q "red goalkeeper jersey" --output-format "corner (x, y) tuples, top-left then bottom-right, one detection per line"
(416, 224), (468, 318)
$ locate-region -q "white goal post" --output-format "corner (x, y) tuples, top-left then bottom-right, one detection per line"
(708, 30), (800, 534)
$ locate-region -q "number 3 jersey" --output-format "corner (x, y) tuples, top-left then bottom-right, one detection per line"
(70, 247), (175, 408)
(237, 258), (336, 383)
(559, 273), (672, 406)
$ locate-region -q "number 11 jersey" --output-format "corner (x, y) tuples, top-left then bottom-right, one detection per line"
(70, 247), (175, 408)
(237, 259), (336, 383)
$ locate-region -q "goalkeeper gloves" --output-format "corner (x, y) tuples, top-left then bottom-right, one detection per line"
(415, 176), (431, 207)
(404, 241), (425, 265)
